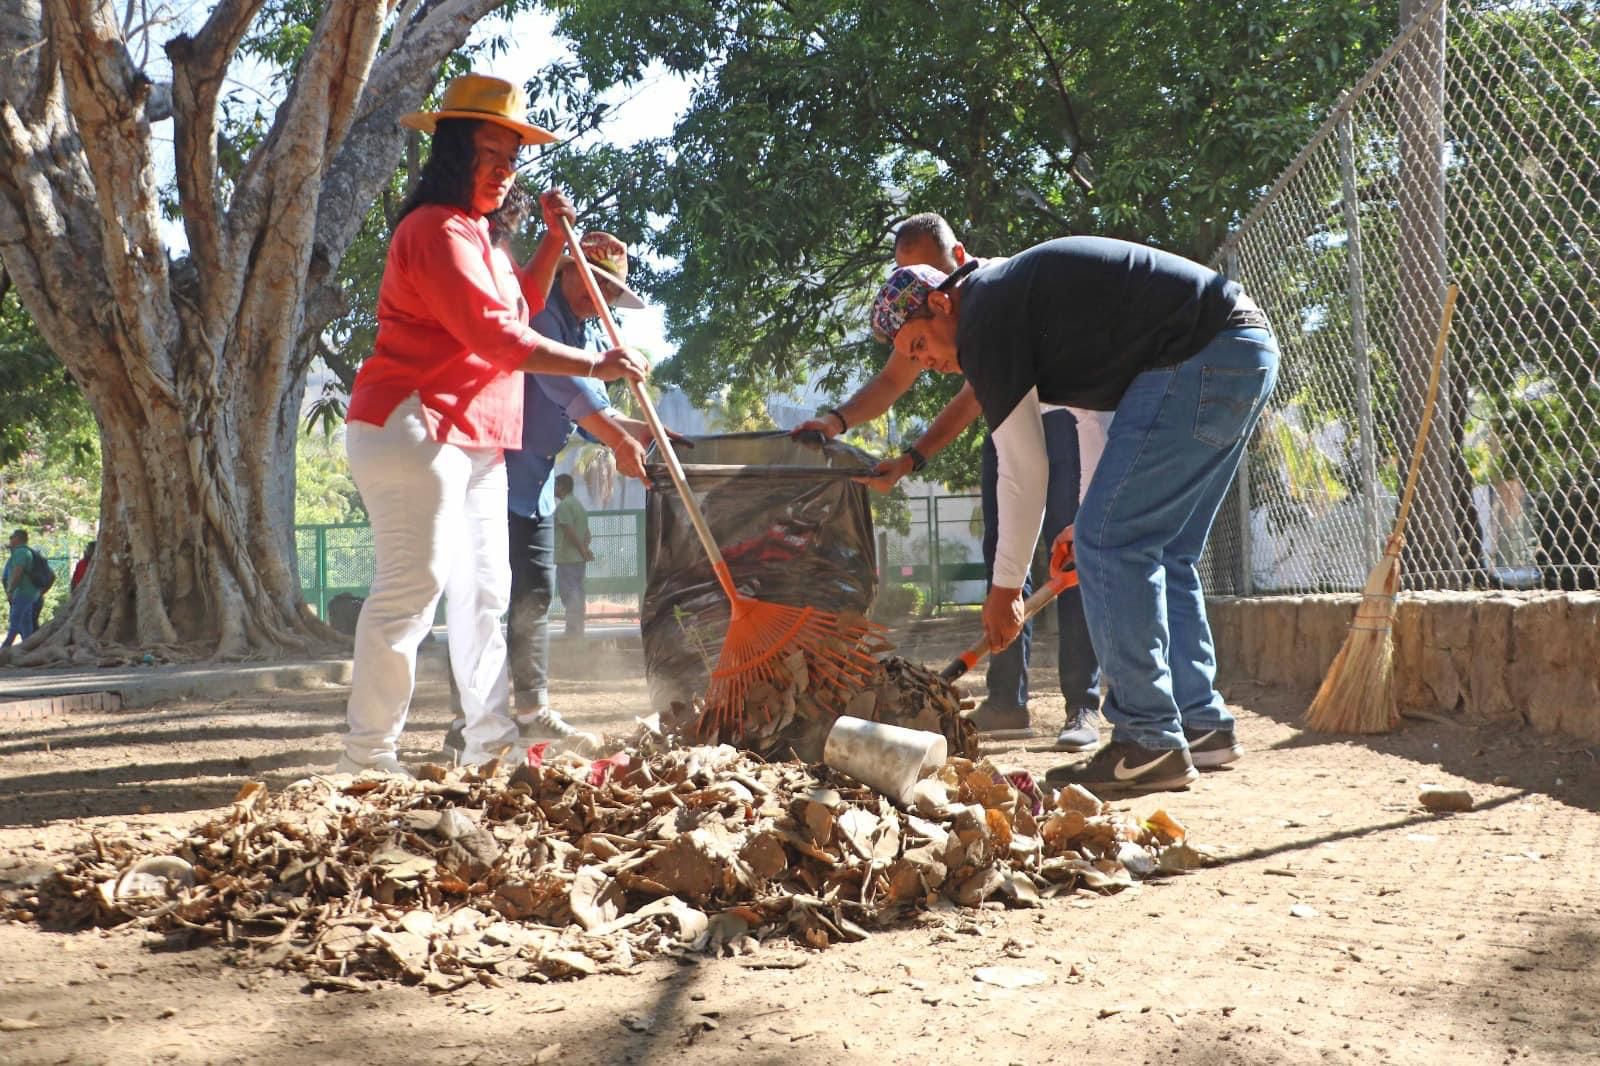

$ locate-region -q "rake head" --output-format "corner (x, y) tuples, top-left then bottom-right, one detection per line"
(693, 594), (887, 742)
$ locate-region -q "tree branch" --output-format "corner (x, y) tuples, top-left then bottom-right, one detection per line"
(307, 0), (509, 318)
(996, 0), (1094, 194)
(164, 0), (264, 312)
(40, 0), (177, 373)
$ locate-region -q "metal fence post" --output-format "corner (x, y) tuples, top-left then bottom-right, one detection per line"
(1223, 248), (1254, 596)
(315, 525), (328, 618)
(635, 510), (647, 597)
(1340, 111), (1381, 570)
(930, 496), (942, 614)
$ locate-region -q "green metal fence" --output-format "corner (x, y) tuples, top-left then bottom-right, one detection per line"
(295, 510), (649, 622)
(296, 496), (986, 623)
(875, 494), (986, 613)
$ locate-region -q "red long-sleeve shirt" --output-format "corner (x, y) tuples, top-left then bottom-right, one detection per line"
(347, 204), (547, 449)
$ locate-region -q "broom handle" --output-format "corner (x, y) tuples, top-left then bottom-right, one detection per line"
(556, 218), (740, 604)
(1390, 283), (1460, 547)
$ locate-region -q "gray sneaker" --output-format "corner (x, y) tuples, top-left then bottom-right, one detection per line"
(1044, 739), (1198, 795)
(1054, 706), (1101, 752)
(335, 751), (414, 778)
(441, 719), (468, 763)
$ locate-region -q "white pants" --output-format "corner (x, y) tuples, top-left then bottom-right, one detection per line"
(343, 397), (518, 762)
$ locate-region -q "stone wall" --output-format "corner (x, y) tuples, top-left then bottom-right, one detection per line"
(1207, 592), (1600, 742)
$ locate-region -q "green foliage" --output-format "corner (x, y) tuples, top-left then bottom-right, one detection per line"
(0, 288), (98, 469)
(537, 0), (1401, 485)
(871, 580), (924, 622)
(294, 429), (366, 526)
(0, 291), (102, 630)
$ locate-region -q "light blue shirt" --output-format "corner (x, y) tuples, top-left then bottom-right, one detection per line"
(506, 284), (611, 519)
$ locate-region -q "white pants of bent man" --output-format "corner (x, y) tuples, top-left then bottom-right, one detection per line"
(343, 395), (519, 763)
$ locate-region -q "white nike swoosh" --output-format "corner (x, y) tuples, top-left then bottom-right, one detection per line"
(1112, 755), (1170, 781)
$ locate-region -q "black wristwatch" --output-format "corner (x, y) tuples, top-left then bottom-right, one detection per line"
(824, 407), (848, 433)
(903, 446), (928, 473)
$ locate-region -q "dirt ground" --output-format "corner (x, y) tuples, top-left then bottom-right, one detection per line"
(2, 617), (1598, 1066)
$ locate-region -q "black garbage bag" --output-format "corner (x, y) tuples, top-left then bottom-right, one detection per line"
(641, 432), (879, 714)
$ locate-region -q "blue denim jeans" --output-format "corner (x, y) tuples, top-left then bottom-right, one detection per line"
(1075, 327), (1279, 751)
(981, 408), (1100, 712)
(4, 591), (39, 648)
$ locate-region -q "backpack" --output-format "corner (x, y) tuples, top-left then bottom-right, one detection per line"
(27, 547), (55, 593)
(327, 593), (364, 637)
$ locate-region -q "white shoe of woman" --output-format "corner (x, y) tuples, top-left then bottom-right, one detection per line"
(335, 751), (414, 778)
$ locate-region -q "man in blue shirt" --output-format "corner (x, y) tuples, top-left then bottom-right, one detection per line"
(445, 221), (665, 762)
(4, 529), (42, 649)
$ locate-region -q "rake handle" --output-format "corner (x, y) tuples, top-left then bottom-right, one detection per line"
(1391, 282), (1460, 548)
(556, 217), (739, 604)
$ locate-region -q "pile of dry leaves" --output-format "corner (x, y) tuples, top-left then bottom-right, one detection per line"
(6, 743), (1206, 991)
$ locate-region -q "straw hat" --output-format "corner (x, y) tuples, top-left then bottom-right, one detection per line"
(400, 73), (556, 146)
(561, 231), (647, 309)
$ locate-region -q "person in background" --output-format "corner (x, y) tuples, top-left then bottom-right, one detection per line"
(793, 213), (1103, 752)
(552, 473), (594, 638)
(71, 541), (95, 593)
(869, 235), (1277, 794)
(3, 530), (41, 649)
(338, 73), (646, 776)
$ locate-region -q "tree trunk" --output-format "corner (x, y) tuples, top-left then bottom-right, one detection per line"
(0, 0), (508, 663)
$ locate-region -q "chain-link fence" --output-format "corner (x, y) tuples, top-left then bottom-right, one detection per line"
(1203, 0), (1599, 595)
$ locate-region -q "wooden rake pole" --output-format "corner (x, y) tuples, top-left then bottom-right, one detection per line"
(555, 218), (884, 739)
(1304, 282), (1460, 734)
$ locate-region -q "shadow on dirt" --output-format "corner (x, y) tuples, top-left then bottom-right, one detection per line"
(1228, 680), (1600, 816)
(1454, 910), (1600, 1058)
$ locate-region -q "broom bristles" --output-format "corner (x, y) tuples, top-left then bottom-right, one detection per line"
(1303, 550), (1402, 734)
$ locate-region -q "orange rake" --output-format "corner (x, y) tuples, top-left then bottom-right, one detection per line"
(556, 219), (885, 741)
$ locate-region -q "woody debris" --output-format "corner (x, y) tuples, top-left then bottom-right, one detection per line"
(5, 738), (1207, 990)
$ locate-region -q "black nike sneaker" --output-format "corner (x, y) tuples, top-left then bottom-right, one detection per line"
(1044, 739), (1198, 795)
(1183, 726), (1243, 769)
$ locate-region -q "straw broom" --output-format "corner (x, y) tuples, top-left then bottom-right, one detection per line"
(1304, 283), (1460, 734)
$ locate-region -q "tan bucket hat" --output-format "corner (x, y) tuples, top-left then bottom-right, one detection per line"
(561, 230), (647, 309)
(400, 73), (556, 146)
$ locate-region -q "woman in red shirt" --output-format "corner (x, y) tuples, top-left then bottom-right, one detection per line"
(339, 74), (646, 776)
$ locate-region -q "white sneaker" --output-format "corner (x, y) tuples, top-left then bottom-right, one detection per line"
(335, 751), (414, 778)
(515, 707), (601, 756)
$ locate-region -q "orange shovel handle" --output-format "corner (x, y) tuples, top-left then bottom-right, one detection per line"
(938, 535), (1078, 683)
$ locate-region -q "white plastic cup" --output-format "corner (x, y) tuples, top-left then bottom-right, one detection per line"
(823, 716), (948, 807)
